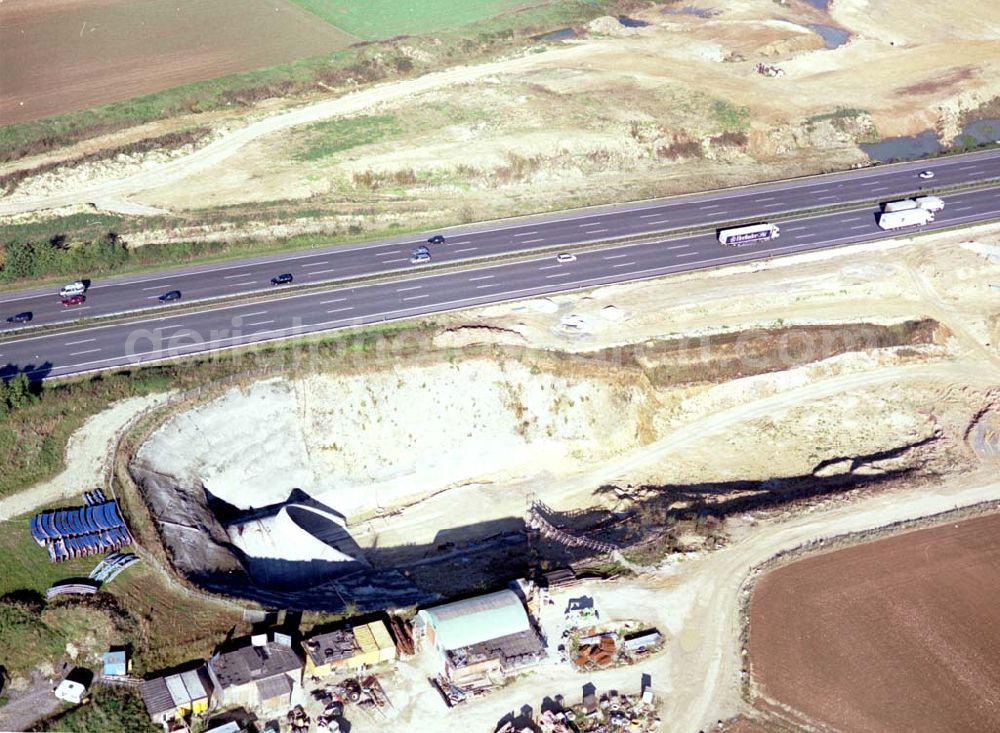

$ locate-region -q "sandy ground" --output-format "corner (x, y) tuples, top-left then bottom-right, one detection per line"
(2, 0), (997, 243)
(0, 391), (170, 521)
(345, 469), (1000, 733)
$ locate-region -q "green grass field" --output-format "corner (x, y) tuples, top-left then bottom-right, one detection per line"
(291, 0), (551, 39)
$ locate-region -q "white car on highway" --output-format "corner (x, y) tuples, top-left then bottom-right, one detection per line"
(556, 253), (576, 263)
(918, 170), (934, 179)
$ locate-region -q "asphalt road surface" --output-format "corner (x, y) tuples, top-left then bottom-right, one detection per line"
(2, 149), (999, 332)
(3, 184), (998, 381)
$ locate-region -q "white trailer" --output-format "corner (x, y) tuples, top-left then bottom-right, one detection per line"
(877, 208), (934, 230)
(914, 195), (945, 212)
(882, 199), (918, 213)
(717, 223), (780, 246)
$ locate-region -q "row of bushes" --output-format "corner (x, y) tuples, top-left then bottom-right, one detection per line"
(0, 233), (127, 282)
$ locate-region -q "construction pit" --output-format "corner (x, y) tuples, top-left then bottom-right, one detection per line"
(129, 224), (1000, 620)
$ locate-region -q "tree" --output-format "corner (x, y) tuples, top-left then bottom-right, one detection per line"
(6, 373), (36, 410)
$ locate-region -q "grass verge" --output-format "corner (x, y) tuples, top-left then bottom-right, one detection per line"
(33, 685), (160, 733)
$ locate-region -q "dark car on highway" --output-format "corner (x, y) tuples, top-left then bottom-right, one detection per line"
(158, 290), (182, 303)
(60, 295), (86, 307)
(427, 235), (446, 244)
(6, 311), (33, 324)
(270, 273), (294, 285)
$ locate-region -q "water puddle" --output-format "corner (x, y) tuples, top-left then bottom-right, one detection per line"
(860, 130), (943, 162)
(617, 16), (650, 28)
(809, 24), (850, 49)
(535, 27), (577, 41)
(952, 118), (1000, 148)
(801, 0), (830, 10)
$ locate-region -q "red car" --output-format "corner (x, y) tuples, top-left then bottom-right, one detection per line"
(60, 295), (86, 307)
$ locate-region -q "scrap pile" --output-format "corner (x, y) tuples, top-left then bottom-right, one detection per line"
(286, 705), (311, 733)
(388, 615), (415, 656)
(30, 500), (132, 562)
(753, 62), (784, 77)
(570, 689), (661, 733)
(431, 676), (468, 708)
(573, 634), (618, 669)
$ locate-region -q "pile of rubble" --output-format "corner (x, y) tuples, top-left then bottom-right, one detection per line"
(753, 62), (785, 77)
(574, 634), (618, 668)
(573, 688), (661, 732)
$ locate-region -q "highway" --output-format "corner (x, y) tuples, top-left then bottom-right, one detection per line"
(2, 148), (999, 332)
(3, 184), (998, 381)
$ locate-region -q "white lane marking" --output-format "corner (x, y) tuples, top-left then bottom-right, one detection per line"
(69, 347), (101, 356)
(376, 250), (397, 256)
(958, 164), (979, 170)
(227, 282), (256, 288)
(812, 188), (829, 193)
(954, 205), (973, 211)
(817, 195), (837, 200)
(326, 306), (354, 314)
(798, 233), (818, 239)
(246, 319), (274, 327)
(870, 186), (890, 192)
(64, 337), (96, 346)
(476, 283), (500, 289)
(842, 216), (865, 222)
(449, 240), (470, 245)
(142, 284), (169, 291)
(402, 294), (429, 301)
(665, 243), (690, 250)
(538, 264), (562, 270)
(469, 275), (495, 282)
(698, 204), (720, 210)
(756, 196), (776, 202)
(454, 247), (478, 253)
(612, 261), (636, 268)
(675, 251), (699, 258)
(223, 273), (252, 279)
(381, 257), (408, 264)
(320, 297), (347, 305)
(513, 231), (538, 237)
(301, 261), (330, 268)
(545, 271), (573, 279)
(849, 225), (869, 230)
(603, 253), (629, 260)
(646, 219), (671, 225)
(307, 268), (336, 275)
(396, 285), (423, 292)
(639, 212), (663, 219)
(584, 228), (608, 234)
(783, 225), (807, 231)
(523, 238), (545, 243)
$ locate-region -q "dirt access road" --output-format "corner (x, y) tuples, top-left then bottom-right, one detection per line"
(0, 43), (597, 216)
(373, 469), (1000, 733)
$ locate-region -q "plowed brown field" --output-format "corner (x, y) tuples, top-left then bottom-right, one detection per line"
(748, 513), (1000, 733)
(0, 0), (356, 124)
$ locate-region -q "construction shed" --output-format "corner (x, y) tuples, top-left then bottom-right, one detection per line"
(303, 620), (396, 676)
(140, 668), (211, 727)
(206, 636), (302, 710)
(415, 589), (544, 685)
(102, 650), (130, 678)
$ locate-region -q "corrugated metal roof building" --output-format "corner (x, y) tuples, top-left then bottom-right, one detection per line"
(416, 590), (531, 652)
(140, 668), (211, 726)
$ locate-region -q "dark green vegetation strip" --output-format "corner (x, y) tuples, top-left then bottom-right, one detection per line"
(33, 685), (161, 733)
(0, 0), (614, 163)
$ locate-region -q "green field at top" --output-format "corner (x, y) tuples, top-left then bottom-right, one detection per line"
(290, 0), (555, 39)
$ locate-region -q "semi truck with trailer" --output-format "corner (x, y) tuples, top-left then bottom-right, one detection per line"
(717, 223), (780, 246)
(877, 207), (934, 230)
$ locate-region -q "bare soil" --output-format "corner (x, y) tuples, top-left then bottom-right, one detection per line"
(0, 0), (356, 124)
(748, 512), (1000, 733)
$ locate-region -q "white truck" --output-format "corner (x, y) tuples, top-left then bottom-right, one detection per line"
(717, 222), (780, 246)
(882, 196), (945, 213)
(877, 207), (934, 230)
